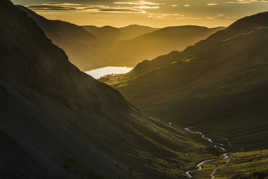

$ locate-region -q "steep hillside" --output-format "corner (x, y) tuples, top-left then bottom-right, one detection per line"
(112, 26), (224, 65)
(101, 11), (268, 152)
(0, 1), (212, 178)
(106, 26), (223, 67)
(17, 6), (105, 71)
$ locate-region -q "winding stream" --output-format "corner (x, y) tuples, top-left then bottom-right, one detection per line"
(184, 128), (232, 179)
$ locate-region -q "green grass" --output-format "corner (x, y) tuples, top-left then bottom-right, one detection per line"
(124, 116), (217, 178)
(194, 150), (268, 179)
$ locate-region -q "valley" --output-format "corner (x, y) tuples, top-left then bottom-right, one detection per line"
(184, 127), (232, 179)
(101, 11), (268, 149)
(101, 11), (268, 179)
(3, 0), (268, 178)
(18, 6), (223, 70)
(0, 1), (220, 178)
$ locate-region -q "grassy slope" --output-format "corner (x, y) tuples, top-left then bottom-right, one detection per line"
(195, 150), (268, 179)
(101, 12), (268, 155)
(0, 1), (216, 178)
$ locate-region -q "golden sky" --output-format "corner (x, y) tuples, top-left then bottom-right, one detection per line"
(12, 0), (268, 27)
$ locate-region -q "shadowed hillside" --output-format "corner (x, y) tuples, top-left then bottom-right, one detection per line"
(102, 11), (268, 153)
(0, 1), (214, 178)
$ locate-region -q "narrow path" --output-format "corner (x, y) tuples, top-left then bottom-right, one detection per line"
(184, 127), (232, 179)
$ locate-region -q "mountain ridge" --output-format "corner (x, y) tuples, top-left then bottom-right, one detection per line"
(101, 10), (268, 152)
(21, 6), (223, 70)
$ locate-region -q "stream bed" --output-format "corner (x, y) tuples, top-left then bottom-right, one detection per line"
(184, 128), (232, 179)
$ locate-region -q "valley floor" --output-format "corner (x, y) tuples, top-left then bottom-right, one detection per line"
(182, 126), (268, 179)
(194, 149), (268, 179)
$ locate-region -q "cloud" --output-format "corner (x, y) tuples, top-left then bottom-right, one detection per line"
(226, 0), (268, 4)
(170, 4), (178, 7)
(28, 3), (89, 11)
(28, 2), (147, 14)
(135, 5), (160, 9)
(98, 8), (145, 13)
(207, 3), (218, 6)
(18, 0), (267, 28)
(114, 1), (160, 10)
(114, 1), (159, 6)
(28, 5), (76, 10)
(147, 13), (184, 19)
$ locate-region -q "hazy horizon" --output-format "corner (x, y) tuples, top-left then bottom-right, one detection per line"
(12, 0), (268, 28)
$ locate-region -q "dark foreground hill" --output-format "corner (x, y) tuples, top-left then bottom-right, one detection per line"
(0, 1), (211, 178)
(102, 11), (268, 152)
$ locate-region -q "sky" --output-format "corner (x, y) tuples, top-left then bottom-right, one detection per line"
(12, 0), (268, 27)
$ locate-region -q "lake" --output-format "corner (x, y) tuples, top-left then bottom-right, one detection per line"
(86, 66), (133, 79)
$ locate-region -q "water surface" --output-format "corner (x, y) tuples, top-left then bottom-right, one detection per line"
(86, 66), (133, 79)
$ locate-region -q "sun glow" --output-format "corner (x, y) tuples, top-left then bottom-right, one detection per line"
(18, 0), (268, 28)
(139, 0), (151, 5)
(114, 1), (159, 5)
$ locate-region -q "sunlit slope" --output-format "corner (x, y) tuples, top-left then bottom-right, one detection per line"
(195, 150), (268, 179)
(17, 6), (103, 71)
(85, 25), (221, 67)
(0, 1), (211, 178)
(111, 26), (224, 66)
(101, 11), (268, 151)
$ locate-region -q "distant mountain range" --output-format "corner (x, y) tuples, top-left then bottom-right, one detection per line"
(19, 6), (224, 70)
(102, 11), (268, 153)
(84, 24), (156, 41)
(110, 26), (224, 66)
(0, 0), (212, 178)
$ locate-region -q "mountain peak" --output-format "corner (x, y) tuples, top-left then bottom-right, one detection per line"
(229, 11), (268, 30)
